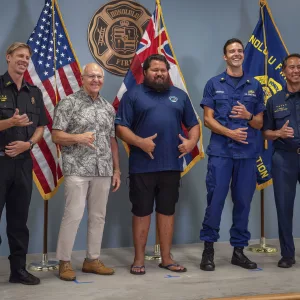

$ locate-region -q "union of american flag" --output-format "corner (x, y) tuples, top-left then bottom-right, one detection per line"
(24, 0), (82, 200)
(113, 0), (204, 176)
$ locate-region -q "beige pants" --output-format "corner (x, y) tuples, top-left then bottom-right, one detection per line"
(56, 176), (111, 261)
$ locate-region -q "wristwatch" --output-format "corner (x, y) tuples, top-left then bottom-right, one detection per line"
(248, 113), (254, 121)
(28, 140), (35, 150)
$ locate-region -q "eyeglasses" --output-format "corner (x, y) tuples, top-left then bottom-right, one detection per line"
(82, 74), (104, 80)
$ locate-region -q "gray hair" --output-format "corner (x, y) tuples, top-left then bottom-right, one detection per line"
(81, 64), (105, 77)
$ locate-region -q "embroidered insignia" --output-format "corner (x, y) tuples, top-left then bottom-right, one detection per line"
(0, 95), (7, 102)
(169, 96), (178, 103)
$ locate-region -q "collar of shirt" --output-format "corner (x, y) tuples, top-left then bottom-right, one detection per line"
(2, 71), (30, 91)
(219, 71), (252, 88)
(284, 85), (300, 101)
(79, 87), (102, 103)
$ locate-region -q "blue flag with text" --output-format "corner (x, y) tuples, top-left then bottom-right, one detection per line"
(243, 0), (288, 189)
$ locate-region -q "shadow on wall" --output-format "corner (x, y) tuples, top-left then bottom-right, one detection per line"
(0, 0), (37, 71)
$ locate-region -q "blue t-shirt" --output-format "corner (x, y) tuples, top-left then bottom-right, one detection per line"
(200, 71), (266, 159)
(115, 84), (199, 173)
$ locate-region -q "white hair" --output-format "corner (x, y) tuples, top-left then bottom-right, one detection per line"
(81, 64), (105, 77)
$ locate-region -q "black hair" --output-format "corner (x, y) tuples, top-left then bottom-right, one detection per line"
(223, 38), (244, 55)
(282, 53), (300, 70)
(142, 54), (170, 72)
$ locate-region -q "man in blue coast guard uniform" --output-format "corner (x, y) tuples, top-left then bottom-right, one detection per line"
(263, 54), (300, 268)
(199, 38), (265, 271)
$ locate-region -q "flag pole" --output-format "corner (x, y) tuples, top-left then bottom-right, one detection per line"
(247, 0), (277, 254)
(247, 190), (277, 253)
(145, 0), (162, 261)
(28, 0), (59, 271)
(28, 200), (58, 271)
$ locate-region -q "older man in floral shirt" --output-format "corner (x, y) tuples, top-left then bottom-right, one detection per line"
(52, 63), (120, 281)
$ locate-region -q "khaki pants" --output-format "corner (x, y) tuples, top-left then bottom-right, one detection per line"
(56, 176), (111, 261)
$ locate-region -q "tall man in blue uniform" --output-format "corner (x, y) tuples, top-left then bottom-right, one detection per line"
(116, 54), (200, 275)
(0, 42), (48, 284)
(199, 38), (265, 271)
(263, 54), (300, 268)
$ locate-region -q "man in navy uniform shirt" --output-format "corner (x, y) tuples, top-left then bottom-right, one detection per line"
(0, 42), (48, 285)
(116, 54), (200, 275)
(263, 54), (300, 268)
(199, 38), (265, 271)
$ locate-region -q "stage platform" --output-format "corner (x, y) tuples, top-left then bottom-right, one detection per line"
(1, 239), (300, 300)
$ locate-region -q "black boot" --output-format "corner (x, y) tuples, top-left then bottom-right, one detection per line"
(278, 257), (296, 268)
(200, 242), (215, 271)
(9, 268), (40, 285)
(231, 247), (257, 269)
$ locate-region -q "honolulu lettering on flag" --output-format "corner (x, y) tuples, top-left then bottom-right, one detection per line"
(243, 0), (288, 189)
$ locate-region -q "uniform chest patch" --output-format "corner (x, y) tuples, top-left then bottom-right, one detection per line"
(274, 104), (288, 113)
(31, 97), (35, 105)
(0, 95), (7, 102)
(169, 96), (178, 103)
(244, 90), (256, 97)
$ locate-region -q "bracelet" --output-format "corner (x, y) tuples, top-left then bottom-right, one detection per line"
(113, 169), (121, 175)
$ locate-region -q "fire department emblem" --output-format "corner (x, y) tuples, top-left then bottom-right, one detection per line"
(88, 0), (151, 76)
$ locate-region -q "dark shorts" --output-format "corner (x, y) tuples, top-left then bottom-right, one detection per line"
(129, 171), (181, 217)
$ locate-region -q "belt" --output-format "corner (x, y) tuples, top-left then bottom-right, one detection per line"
(275, 147), (300, 154)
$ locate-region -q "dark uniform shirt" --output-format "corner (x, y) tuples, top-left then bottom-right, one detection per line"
(263, 88), (300, 150)
(0, 72), (48, 156)
(115, 84), (199, 173)
(201, 71), (265, 159)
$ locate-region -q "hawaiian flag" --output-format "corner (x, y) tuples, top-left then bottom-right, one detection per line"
(24, 0), (82, 199)
(113, 0), (204, 176)
(243, 0), (288, 189)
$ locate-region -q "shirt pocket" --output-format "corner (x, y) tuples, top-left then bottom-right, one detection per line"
(274, 110), (291, 129)
(0, 101), (14, 119)
(213, 94), (230, 116)
(27, 106), (40, 137)
(243, 96), (258, 114)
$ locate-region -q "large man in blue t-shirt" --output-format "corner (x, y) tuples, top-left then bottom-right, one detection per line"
(116, 54), (200, 275)
(199, 38), (265, 271)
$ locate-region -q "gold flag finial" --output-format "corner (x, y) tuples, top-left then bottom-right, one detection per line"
(260, 0), (268, 6)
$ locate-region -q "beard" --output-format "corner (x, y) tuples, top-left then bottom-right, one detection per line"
(143, 75), (171, 92)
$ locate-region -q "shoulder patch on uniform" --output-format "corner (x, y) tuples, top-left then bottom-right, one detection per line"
(169, 96), (178, 103)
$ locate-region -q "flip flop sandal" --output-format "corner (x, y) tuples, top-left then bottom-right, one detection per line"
(130, 265), (146, 275)
(158, 263), (187, 273)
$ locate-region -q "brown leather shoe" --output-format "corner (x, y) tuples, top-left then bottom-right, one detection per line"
(82, 259), (114, 275)
(59, 261), (76, 281)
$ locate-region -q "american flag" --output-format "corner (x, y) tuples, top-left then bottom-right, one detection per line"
(113, 0), (204, 176)
(24, 0), (82, 200)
